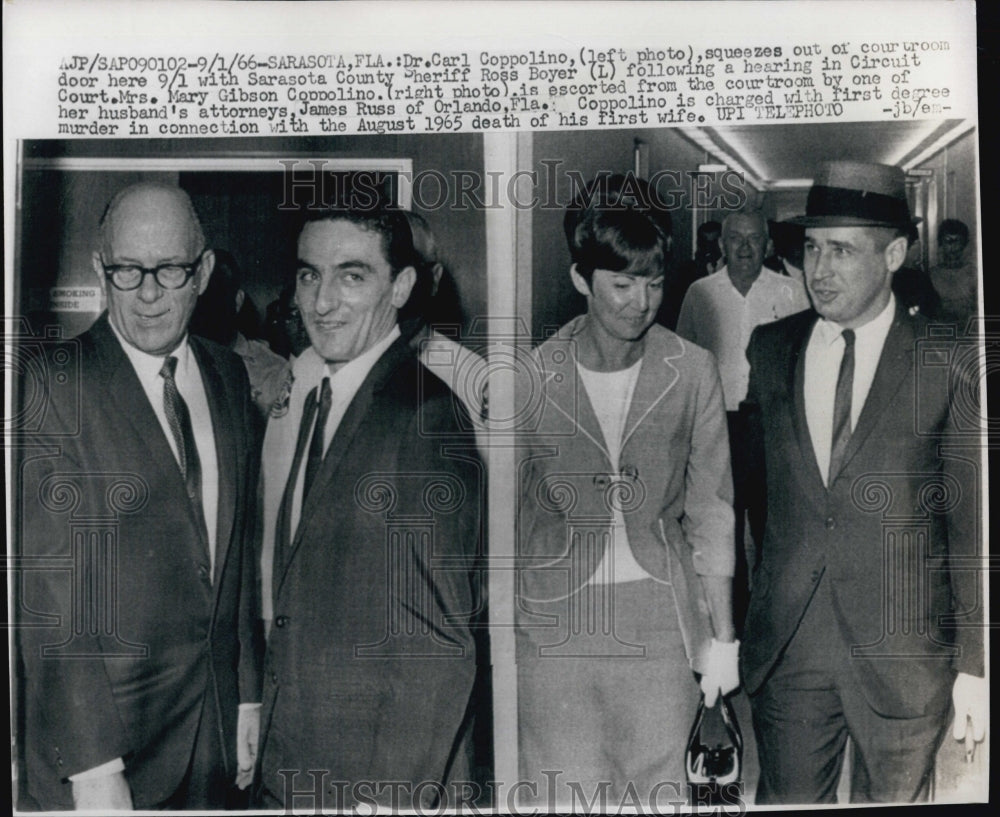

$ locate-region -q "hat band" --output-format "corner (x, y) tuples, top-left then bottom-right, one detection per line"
(807, 185), (912, 225)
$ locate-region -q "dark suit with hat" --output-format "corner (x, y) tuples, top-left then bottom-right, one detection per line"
(740, 161), (985, 803)
(17, 313), (263, 810)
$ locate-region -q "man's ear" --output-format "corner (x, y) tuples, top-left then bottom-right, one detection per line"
(93, 251), (108, 300)
(883, 235), (909, 274)
(195, 249), (215, 296)
(391, 265), (417, 308)
(569, 263), (593, 297)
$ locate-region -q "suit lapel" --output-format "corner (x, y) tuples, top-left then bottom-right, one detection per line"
(90, 316), (184, 483)
(790, 313), (829, 505)
(620, 330), (681, 452)
(190, 338), (237, 586)
(276, 336), (414, 593)
(830, 306), (915, 485)
(540, 321), (609, 461)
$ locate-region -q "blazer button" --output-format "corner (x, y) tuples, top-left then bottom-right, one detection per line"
(810, 570), (822, 582)
(270, 671), (278, 684)
(275, 615), (290, 628)
(197, 564), (210, 579)
(825, 517), (836, 530)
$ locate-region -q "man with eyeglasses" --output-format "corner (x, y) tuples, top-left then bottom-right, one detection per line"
(18, 182), (262, 810)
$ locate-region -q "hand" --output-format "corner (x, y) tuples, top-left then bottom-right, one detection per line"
(700, 638), (740, 707)
(236, 705), (261, 790)
(71, 770), (133, 811)
(952, 672), (987, 752)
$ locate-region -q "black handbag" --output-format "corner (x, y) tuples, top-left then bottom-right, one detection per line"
(685, 692), (743, 803)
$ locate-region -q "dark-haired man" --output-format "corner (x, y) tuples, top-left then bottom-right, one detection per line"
(256, 209), (483, 810)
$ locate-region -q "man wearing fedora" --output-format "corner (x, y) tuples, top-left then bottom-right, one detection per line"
(740, 161), (986, 803)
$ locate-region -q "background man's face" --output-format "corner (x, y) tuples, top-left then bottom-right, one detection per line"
(96, 190), (210, 356)
(583, 268), (663, 343)
(804, 226), (896, 328)
(721, 215), (767, 278)
(295, 219), (414, 367)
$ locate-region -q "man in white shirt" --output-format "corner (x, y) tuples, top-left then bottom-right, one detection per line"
(740, 162), (986, 803)
(256, 208), (483, 810)
(677, 210), (810, 629)
(18, 183), (262, 810)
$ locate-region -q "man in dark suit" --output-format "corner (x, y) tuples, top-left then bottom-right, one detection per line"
(741, 162), (986, 803)
(17, 183), (263, 810)
(256, 208), (483, 811)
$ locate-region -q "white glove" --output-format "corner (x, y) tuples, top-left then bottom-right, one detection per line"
(236, 705), (261, 790)
(700, 638), (740, 707)
(951, 672), (987, 749)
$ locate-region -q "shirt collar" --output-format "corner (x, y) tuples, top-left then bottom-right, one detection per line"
(292, 324), (401, 393)
(814, 293), (896, 347)
(108, 317), (193, 383)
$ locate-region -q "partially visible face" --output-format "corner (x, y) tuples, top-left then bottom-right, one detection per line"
(804, 226), (901, 328)
(295, 219), (415, 368)
(721, 214), (767, 278)
(939, 232), (968, 267)
(94, 188), (212, 356)
(582, 268), (664, 343)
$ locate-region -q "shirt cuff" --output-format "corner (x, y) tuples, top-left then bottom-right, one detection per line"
(68, 757), (125, 782)
(239, 702), (262, 711)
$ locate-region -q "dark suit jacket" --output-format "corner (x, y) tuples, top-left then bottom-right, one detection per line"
(259, 336), (483, 809)
(740, 305), (984, 718)
(17, 313), (263, 809)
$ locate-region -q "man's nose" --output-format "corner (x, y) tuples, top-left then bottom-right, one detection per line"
(136, 271), (164, 302)
(314, 276), (341, 314)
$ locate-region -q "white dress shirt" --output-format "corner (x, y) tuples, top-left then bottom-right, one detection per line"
(804, 295), (897, 486)
(677, 267), (810, 410)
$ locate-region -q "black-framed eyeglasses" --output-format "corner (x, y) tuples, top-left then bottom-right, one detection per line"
(101, 250), (205, 291)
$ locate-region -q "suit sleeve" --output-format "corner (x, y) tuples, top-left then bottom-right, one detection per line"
(375, 387), (483, 782)
(18, 383), (132, 780)
(236, 363), (265, 705)
(682, 350), (735, 578)
(740, 327), (767, 532)
(943, 355), (985, 677)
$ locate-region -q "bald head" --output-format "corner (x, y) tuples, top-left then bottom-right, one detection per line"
(721, 209), (768, 282)
(98, 183), (205, 259)
(94, 183), (214, 356)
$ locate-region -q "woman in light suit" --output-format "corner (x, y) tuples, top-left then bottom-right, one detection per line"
(516, 177), (739, 808)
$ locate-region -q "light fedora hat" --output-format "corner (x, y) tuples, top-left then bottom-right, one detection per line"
(788, 160), (919, 229)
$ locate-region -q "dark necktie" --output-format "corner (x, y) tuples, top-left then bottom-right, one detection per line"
(160, 356), (209, 544)
(304, 377), (332, 501)
(828, 329), (856, 485)
(273, 383), (320, 581)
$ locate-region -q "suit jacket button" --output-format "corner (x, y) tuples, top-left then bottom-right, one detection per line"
(197, 564), (210, 579)
(825, 517), (836, 530)
(270, 671), (278, 684)
(810, 570), (821, 582)
(275, 615), (289, 628)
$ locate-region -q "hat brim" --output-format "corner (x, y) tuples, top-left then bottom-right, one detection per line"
(785, 215), (922, 228)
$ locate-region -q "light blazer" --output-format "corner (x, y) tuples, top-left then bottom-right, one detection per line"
(516, 318), (735, 673)
(740, 306), (984, 718)
(17, 313), (263, 809)
(258, 335), (483, 809)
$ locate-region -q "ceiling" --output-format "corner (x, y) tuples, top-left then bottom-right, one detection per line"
(682, 118), (974, 189)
